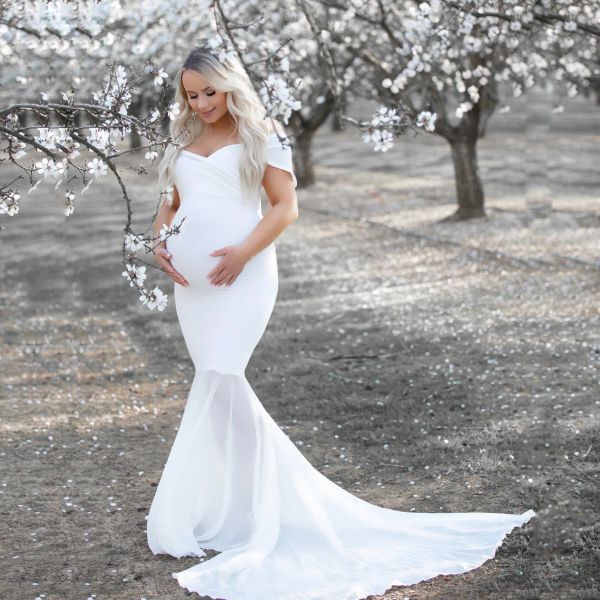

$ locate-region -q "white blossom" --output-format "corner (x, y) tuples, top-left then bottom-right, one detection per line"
(87, 128), (111, 151)
(373, 129), (394, 152)
(148, 109), (161, 123)
(34, 127), (71, 151)
(122, 263), (147, 288)
(124, 233), (145, 252)
(455, 102), (473, 118)
(167, 102), (180, 120)
(139, 286), (168, 311)
(65, 190), (75, 216)
(416, 110), (437, 132)
(0, 190), (20, 216)
(259, 74), (301, 123)
(35, 158), (65, 180)
(159, 223), (174, 241)
(154, 67), (168, 86)
(87, 158), (107, 178)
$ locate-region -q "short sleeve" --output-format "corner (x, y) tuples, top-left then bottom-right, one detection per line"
(266, 132), (297, 188)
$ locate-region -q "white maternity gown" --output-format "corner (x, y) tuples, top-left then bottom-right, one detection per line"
(146, 130), (536, 600)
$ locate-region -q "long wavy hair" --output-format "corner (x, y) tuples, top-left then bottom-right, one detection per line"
(157, 47), (280, 207)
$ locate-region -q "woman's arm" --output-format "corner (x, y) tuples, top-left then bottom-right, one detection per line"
(153, 186), (190, 287)
(207, 165), (298, 286)
(241, 164), (299, 259)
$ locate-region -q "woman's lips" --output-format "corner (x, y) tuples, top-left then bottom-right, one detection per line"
(200, 108), (215, 116)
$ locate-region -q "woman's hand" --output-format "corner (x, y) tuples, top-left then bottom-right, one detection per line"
(207, 245), (250, 286)
(153, 243), (190, 287)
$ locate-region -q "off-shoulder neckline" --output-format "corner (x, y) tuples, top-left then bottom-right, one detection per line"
(180, 130), (284, 161)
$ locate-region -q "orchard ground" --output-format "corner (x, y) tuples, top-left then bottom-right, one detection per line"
(1, 89), (598, 600)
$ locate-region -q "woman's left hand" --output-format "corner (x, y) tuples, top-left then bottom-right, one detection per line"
(207, 245), (250, 286)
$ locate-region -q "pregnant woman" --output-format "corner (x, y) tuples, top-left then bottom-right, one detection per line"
(146, 47), (536, 600)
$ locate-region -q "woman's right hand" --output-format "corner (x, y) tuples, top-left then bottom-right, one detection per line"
(154, 244), (190, 287)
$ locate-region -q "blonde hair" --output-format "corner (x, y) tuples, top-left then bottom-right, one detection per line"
(157, 47), (284, 207)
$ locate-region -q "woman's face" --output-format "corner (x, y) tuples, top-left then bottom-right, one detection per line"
(181, 69), (228, 124)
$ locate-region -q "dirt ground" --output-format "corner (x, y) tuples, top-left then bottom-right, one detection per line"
(1, 91), (599, 600)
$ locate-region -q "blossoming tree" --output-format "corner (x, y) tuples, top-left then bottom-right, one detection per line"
(0, 0), (305, 311)
(2, 0), (597, 313)
(319, 0), (599, 219)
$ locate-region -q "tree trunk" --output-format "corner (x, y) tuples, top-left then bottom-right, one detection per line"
(160, 86), (174, 138)
(447, 135), (485, 220)
(331, 109), (344, 131)
(331, 96), (346, 132)
(293, 129), (315, 187)
(129, 96), (143, 152)
(287, 89), (334, 188)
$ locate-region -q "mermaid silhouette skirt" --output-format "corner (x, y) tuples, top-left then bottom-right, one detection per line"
(146, 135), (536, 600)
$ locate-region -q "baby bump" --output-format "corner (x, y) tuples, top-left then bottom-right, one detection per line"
(165, 213), (278, 289)
(166, 233), (225, 286)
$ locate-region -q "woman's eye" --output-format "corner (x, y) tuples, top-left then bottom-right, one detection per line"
(206, 91), (215, 96)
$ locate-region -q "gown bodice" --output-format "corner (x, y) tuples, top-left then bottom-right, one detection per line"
(165, 130), (297, 292)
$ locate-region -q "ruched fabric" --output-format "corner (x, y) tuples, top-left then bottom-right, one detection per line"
(146, 130), (536, 600)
